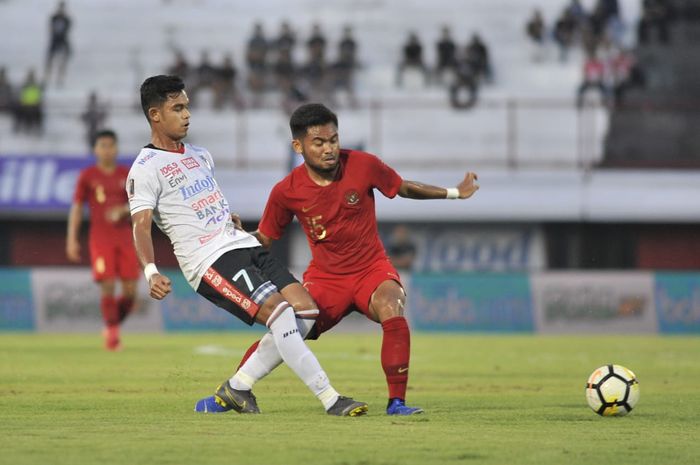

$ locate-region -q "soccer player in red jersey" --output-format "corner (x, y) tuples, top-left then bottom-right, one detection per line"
(228, 103), (479, 415)
(66, 130), (140, 351)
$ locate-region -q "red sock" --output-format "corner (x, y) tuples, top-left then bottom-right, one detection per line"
(101, 296), (119, 327)
(236, 340), (261, 372)
(117, 297), (135, 323)
(381, 316), (411, 401)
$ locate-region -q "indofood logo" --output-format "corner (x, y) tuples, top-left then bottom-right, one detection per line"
(543, 287), (647, 322)
(179, 176), (217, 200)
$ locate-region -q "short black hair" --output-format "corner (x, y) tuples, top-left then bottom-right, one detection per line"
(289, 103), (338, 139)
(140, 75), (185, 121)
(92, 129), (117, 146)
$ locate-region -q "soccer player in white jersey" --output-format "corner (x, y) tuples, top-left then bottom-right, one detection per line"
(127, 75), (367, 416)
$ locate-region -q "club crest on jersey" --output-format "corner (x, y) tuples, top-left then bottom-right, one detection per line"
(181, 157), (200, 170)
(344, 190), (360, 206)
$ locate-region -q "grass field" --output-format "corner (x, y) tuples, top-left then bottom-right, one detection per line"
(1, 333), (699, 465)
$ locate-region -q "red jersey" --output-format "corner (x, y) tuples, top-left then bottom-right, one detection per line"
(259, 149), (403, 275)
(73, 165), (131, 241)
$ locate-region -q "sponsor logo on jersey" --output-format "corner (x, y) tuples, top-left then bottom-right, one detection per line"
(137, 151), (158, 165)
(128, 178), (135, 198)
(179, 176), (217, 200)
(181, 157), (200, 170)
(344, 190), (360, 206)
(301, 203), (317, 213)
(159, 162), (183, 178)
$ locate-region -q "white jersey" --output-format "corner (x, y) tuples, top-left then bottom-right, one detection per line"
(127, 143), (260, 289)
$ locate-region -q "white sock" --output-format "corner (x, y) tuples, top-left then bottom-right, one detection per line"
(267, 303), (338, 409)
(230, 310), (317, 390)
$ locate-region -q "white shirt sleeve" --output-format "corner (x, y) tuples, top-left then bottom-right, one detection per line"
(127, 164), (161, 215)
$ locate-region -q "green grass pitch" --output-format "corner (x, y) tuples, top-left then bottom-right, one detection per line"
(1, 333), (699, 465)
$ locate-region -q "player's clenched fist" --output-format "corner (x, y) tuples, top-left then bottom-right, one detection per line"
(149, 273), (172, 300)
(457, 172), (479, 199)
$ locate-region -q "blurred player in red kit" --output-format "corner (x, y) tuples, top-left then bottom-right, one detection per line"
(224, 103), (479, 415)
(66, 130), (139, 351)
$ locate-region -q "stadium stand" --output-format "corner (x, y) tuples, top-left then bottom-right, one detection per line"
(0, 0), (641, 168)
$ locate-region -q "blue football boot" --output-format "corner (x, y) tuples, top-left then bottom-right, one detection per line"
(386, 398), (424, 415)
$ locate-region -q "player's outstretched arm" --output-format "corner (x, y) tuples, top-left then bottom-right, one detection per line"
(66, 202), (83, 262)
(398, 172), (479, 200)
(131, 209), (172, 300)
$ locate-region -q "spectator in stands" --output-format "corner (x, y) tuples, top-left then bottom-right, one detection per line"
(465, 33), (491, 83)
(167, 51), (191, 84)
(13, 69), (43, 134)
(274, 21), (296, 55)
(590, 0), (623, 45)
(387, 225), (417, 273)
(274, 48), (296, 88)
(331, 26), (358, 105)
(450, 47), (479, 109)
(610, 48), (645, 106)
(338, 25), (358, 69)
(303, 24), (329, 100)
(525, 9), (546, 62)
(246, 23), (269, 106)
(566, 0), (589, 26)
(396, 32), (428, 87)
(214, 53), (242, 110)
(307, 23), (328, 63)
(638, 0), (672, 45)
(554, 8), (577, 62)
(81, 91), (108, 150)
(44, 1), (72, 87)
(434, 26), (458, 84)
(0, 67), (13, 115)
(191, 50), (218, 107)
(576, 51), (612, 108)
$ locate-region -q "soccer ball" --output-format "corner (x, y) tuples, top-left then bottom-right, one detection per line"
(585, 364), (640, 416)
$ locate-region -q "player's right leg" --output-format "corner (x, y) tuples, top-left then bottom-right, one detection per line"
(226, 269), (353, 397)
(195, 249), (366, 416)
(91, 241), (121, 351)
(355, 262), (424, 415)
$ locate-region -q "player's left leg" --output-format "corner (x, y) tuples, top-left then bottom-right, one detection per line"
(116, 242), (140, 323)
(117, 280), (137, 323)
(357, 262), (423, 415)
(98, 279), (121, 351)
(229, 282), (319, 391)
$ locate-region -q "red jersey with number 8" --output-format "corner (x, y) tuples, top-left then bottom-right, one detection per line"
(258, 149), (403, 275)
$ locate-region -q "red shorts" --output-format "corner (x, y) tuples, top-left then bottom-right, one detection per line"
(302, 258), (403, 339)
(89, 237), (140, 282)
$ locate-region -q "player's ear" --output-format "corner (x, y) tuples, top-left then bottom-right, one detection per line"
(148, 107), (161, 123)
(291, 139), (303, 155)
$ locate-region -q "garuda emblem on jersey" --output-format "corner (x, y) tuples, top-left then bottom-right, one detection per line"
(344, 190), (360, 206)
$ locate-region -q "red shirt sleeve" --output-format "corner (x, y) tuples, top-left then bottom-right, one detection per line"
(258, 183), (294, 240)
(73, 169), (89, 203)
(365, 152), (403, 198)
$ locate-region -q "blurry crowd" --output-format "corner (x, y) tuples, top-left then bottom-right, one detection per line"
(2, 1), (107, 147)
(3, 0), (693, 145)
(395, 27), (492, 109)
(524, 0), (662, 108)
(166, 21), (359, 112)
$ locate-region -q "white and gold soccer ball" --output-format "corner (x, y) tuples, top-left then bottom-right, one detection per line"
(585, 364), (640, 416)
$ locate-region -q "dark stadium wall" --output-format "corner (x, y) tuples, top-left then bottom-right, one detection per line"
(1, 221), (178, 267)
(637, 225), (700, 270)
